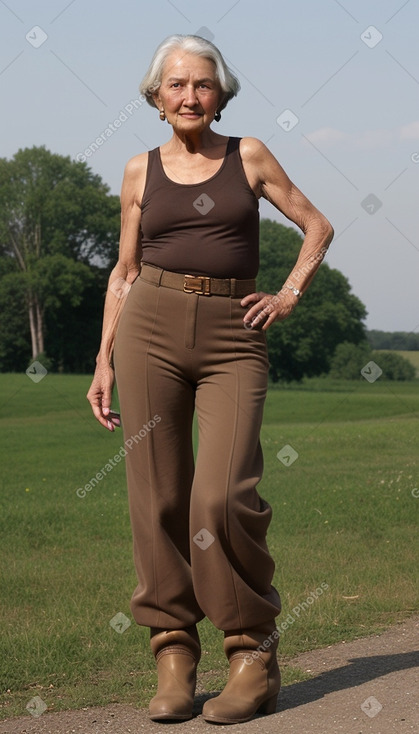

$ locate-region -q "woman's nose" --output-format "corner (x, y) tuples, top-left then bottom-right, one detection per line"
(183, 85), (198, 105)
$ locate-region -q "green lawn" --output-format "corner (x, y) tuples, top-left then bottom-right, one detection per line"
(0, 373), (418, 719)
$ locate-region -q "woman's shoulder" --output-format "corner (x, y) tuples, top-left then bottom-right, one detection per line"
(123, 151), (149, 178)
(121, 152), (150, 205)
(238, 136), (271, 162)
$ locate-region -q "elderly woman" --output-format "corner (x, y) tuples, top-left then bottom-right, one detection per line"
(87, 34), (333, 724)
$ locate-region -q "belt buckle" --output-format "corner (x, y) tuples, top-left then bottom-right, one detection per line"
(183, 274), (211, 295)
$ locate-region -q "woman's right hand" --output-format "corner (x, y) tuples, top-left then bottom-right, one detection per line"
(86, 361), (118, 431)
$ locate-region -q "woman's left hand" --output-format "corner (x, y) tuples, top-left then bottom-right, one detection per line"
(241, 290), (298, 331)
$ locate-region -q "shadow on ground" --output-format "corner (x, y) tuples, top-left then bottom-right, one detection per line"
(193, 649), (419, 716)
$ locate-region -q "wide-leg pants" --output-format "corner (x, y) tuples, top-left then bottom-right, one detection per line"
(113, 268), (281, 632)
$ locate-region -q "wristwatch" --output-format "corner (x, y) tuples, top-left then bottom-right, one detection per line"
(286, 285), (301, 298)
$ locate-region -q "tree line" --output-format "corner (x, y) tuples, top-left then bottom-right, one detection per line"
(366, 330), (419, 351)
(0, 147), (415, 381)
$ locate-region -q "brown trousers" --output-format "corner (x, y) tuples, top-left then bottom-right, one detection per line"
(113, 266), (281, 632)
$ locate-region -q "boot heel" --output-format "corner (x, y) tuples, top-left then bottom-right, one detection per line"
(258, 693), (278, 715)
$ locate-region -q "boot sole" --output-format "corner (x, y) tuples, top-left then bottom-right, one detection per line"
(202, 692), (278, 724)
(150, 712), (193, 721)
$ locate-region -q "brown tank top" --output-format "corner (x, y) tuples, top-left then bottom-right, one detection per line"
(139, 137), (260, 279)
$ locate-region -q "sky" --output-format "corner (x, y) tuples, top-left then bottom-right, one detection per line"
(1, 0), (418, 332)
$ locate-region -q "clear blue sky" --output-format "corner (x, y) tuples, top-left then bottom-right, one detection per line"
(1, 0), (418, 331)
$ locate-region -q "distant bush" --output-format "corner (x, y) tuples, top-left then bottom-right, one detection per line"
(329, 343), (416, 380)
(329, 342), (372, 380)
(371, 351), (416, 381)
(27, 352), (53, 372)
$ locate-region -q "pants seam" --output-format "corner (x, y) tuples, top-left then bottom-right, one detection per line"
(145, 285), (162, 628)
(224, 297), (244, 631)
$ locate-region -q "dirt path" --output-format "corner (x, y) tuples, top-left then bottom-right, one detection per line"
(1, 617), (418, 734)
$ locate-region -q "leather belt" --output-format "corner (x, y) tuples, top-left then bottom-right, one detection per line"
(140, 263), (256, 298)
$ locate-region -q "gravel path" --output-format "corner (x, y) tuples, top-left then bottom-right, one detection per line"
(1, 617), (418, 734)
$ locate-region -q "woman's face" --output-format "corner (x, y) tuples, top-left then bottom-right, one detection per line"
(154, 51), (223, 131)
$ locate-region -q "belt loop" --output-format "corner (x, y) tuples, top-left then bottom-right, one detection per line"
(156, 267), (163, 286)
(231, 278), (236, 298)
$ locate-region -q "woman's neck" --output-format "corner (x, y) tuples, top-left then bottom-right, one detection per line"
(165, 128), (225, 155)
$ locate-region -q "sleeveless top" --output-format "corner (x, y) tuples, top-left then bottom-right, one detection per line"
(139, 137), (260, 279)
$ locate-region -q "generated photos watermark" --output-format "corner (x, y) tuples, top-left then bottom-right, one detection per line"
(244, 582), (329, 665)
(277, 444), (299, 466)
(361, 360), (382, 382)
(76, 95), (145, 163)
(193, 193), (215, 215)
(76, 415), (161, 498)
(361, 695), (383, 718)
(25, 26), (48, 48)
(361, 193), (382, 215)
(26, 695), (47, 717)
(244, 246), (329, 330)
(26, 361), (48, 383)
(277, 109), (299, 132)
(192, 528), (215, 550)
(109, 612), (131, 634)
(360, 26), (383, 49)
(109, 277), (132, 299)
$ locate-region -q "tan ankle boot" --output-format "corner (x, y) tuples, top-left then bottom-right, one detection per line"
(202, 622), (280, 724)
(149, 626), (201, 721)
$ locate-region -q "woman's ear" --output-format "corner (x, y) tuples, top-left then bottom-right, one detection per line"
(152, 91), (161, 109)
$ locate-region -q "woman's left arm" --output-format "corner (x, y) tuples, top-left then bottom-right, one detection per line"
(240, 138), (334, 330)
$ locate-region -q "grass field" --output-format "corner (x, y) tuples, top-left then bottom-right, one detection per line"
(0, 372), (418, 720)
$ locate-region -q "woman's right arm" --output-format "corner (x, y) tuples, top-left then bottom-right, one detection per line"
(86, 154), (147, 430)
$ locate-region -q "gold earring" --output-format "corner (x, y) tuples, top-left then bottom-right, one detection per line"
(159, 109), (166, 121)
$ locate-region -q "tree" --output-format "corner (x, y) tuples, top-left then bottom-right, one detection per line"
(257, 219), (368, 381)
(44, 263), (109, 373)
(0, 256), (30, 371)
(0, 146), (120, 362)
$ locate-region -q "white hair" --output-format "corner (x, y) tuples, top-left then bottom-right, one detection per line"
(140, 34), (240, 112)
